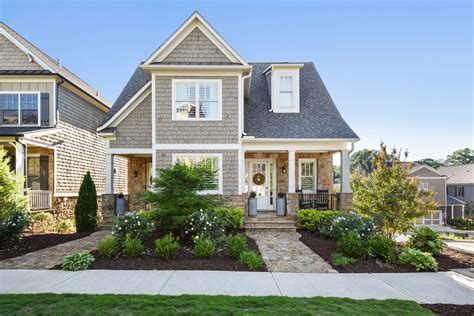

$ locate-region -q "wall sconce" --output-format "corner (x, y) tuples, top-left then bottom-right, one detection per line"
(133, 169), (139, 178)
(113, 168), (117, 174)
(281, 166), (287, 174)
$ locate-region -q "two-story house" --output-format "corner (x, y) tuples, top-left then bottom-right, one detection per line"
(98, 12), (358, 223)
(0, 22), (127, 221)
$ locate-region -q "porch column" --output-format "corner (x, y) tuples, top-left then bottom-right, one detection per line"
(14, 142), (25, 185)
(238, 148), (245, 194)
(288, 150), (296, 193)
(341, 149), (351, 193)
(105, 153), (114, 194)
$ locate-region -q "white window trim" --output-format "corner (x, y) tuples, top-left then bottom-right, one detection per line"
(172, 153), (223, 195)
(171, 79), (222, 121)
(419, 182), (429, 191)
(271, 69), (300, 113)
(298, 158), (317, 193)
(0, 91), (41, 127)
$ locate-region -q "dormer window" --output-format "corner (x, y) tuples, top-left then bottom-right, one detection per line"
(266, 64), (303, 113)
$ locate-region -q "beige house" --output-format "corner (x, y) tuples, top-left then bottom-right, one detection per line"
(98, 12), (358, 226)
(0, 22), (127, 220)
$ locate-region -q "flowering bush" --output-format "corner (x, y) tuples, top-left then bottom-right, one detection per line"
(328, 212), (377, 240)
(185, 209), (225, 245)
(112, 212), (154, 242)
(0, 210), (30, 242)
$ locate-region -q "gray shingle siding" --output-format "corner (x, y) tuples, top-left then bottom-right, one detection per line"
(155, 76), (239, 144)
(109, 94), (152, 148)
(244, 62), (358, 139)
(0, 34), (44, 70)
(155, 149), (238, 195)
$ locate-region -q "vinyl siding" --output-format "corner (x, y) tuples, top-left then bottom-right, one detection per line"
(0, 34), (44, 70)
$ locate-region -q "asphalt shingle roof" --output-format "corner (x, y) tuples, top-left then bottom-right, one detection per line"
(0, 126), (56, 136)
(438, 164), (474, 185)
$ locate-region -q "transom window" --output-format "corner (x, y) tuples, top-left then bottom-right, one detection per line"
(299, 159), (317, 193)
(279, 76), (294, 108)
(173, 154), (222, 194)
(173, 80), (221, 120)
(0, 92), (40, 126)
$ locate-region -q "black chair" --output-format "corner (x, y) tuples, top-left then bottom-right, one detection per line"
(315, 189), (329, 210)
(297, 189), (312, 209)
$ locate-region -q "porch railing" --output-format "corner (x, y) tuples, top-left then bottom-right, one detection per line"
(28, 190), (53, 210)
(297, 191), (338, 210)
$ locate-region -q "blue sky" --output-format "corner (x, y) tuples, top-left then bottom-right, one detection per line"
(1, 0), (472, 161)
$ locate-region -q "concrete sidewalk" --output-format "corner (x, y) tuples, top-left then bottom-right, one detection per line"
(0, 270), (472, 304)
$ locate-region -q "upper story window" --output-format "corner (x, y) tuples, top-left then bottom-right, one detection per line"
(279, 76), (294, 108)
(268, 65), (302, 113)
(172, 80), (221, 120)
(418, 182), (429, 191)
(0, 92), (40, 126)
(455, 186), (464, 197)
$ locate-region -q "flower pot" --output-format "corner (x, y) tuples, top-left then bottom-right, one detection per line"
(276, 198), (286, 216)
(116, 197), (125, 216)
(248, 198), (258, 217)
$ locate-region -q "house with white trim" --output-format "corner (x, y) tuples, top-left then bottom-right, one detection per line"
(98, 12), (359, 225)
(0, 22), (127, 220)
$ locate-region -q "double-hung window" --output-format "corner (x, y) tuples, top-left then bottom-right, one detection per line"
(173, 80), (221, 120)
(173, 154), (222, 194)
(279, 76), (294, 108)
(0, 92), (40, 126)
(299, 159), (317, 193)
(418, 182), (429, 191)
(455, 186), (464, 197)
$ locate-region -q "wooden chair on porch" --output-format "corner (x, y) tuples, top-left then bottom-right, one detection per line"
(296, 189), (313, 209)
(315, 189), (329, 210)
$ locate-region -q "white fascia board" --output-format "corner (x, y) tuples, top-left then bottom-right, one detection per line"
(0, 28), (55, 72)
(107, 148), (153, 155)
(22, 138), (56, 149)
(141, 65), (252, 71)
(153, 144), (240, 150)
(143, 12), (248, 66)
(241, 138), (360, 142)
(97, 82), (151, 131)
(22, 127), (60, 137)
(242, 140), (353, 152)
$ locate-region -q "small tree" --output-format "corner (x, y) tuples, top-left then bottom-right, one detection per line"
(352, 143), (439, 237)
(74, 171), (98, 232)
(141, 163), (218, 232)
(0, 147), (28, 220)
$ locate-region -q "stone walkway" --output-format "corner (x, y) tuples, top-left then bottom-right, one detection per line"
(0, 231), (108, 269)
(246, 231), (337, 273)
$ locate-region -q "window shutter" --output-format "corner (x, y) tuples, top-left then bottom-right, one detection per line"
(40, 93), (49, 126)
(39, 155), (49, 190)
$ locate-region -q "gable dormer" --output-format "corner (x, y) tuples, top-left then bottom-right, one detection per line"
(264, 64), (303, 113)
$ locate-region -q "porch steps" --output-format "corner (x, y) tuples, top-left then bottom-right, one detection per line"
(244, 214), (297, 232)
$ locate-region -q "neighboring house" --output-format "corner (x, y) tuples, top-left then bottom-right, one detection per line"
(438, 164), (474, 205)
(408, 164), (465, 226)
(98, 12), (358, 221)
(0, 22), (127, 220)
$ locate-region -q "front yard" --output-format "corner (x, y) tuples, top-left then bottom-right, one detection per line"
(0, 294), (435, 315)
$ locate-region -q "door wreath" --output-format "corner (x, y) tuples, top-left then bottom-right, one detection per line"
(253, 173), (265, 185)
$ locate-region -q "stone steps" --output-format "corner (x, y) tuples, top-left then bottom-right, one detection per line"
(245, 216), (297, 232)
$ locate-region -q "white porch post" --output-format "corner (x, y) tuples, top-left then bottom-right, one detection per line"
(341, 149), (351, 193)
(238, 148), (245, 194)
(288, 150), (296, 193)
(14, 142), (25, 186)
(105, 153), (114, 194)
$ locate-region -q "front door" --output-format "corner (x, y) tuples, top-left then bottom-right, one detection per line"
(249, 161), (275, 211)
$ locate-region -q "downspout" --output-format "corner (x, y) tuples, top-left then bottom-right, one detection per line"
(241, 72), (251, 137)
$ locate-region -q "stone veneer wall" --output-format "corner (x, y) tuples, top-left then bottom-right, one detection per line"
(337, 193), (353, 211)
(128, 157), (152, 210)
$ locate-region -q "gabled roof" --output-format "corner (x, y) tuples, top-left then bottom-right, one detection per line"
(244, 62), (358, 139)
(447, 195), (466, 205)
(142, 11), (248, 67)
(438, 164), (474, 185)
(0, 22), (110, 108)
(409, 164), (446, 177)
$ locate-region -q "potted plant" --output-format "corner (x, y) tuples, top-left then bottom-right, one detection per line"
(248, 191), (257, 217)
(116, 192), (126, 216)
(276, 192), (286, 216)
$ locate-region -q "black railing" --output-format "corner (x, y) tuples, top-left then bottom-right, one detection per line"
(297, 190), (338, 210)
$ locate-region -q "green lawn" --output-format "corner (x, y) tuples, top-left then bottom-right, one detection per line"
(0, 294), (433, 315)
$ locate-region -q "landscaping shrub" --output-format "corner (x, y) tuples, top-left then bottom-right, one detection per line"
(30, 212), (55, 232)
(141, 163), (218, 231)
(449, 218), (474, 230)
(367, 234), (397, 262)
(212, 208), (244, 230)
(0, 210), (30, 242)
(330, 213), (376, 240)
(186, 209), (226, 245)
(155, 233), (181, 259)
(122, 236), (144, 257)
(336, 230), (368, 258)
(62, 252), (95, 271)
(227, 233), (249, 259)
(57, 219), (75, 233)
(112, 212), (154, 242)
(240, 250), (264, 270)
(97, 235), (118, 257)
(74, 171), (98, 232)
(331, 253), (357, 267)
(406, 226), (443, 256)
(399, 247), (438, 271)
(297, 210), (341, 232)
(194, 238), (215, 258)
(139, 209), (158, 221)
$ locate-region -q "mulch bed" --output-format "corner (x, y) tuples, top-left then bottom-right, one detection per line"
(0, 232), (92, 261)
(298, 230), (473, 273)
(422, 304), (474, 316)
(86, 230), (267, 272)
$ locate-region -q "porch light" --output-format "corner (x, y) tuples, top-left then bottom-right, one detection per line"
(133, 169), (139, 178)
(281, 166), (286, 174)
